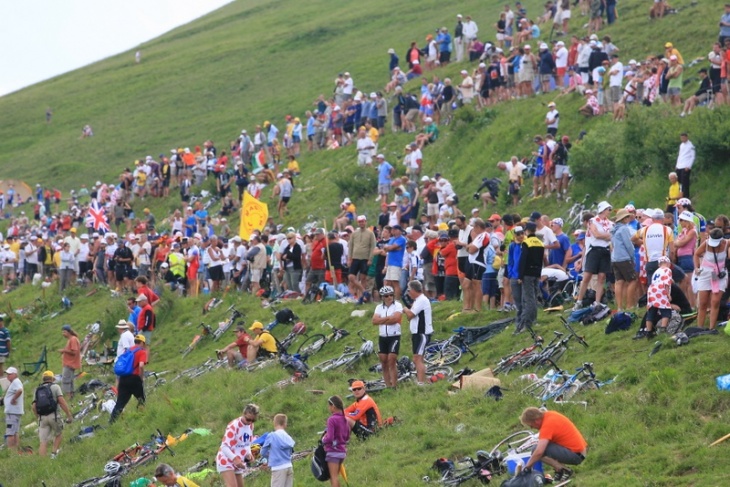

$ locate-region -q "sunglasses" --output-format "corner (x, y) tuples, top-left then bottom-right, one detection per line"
(352, 387), (364, 391)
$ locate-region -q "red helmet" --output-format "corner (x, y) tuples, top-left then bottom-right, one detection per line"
(293, 322), (307, 335)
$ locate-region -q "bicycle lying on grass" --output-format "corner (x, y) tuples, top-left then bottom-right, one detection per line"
(296, 320), (350, 360)
(212, 305), (244, 341)
(311, 330), (374, 372)
(522, 359), (616, 406)
(424, 329), (478, 366)
(180, 323), (213, 358)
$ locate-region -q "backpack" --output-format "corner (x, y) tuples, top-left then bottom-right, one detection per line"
(114, 346), (140, 377)
(35, 383), (58, 417)
(500, 470), (545, 487)
(567, 306), (593, 323)
(275, 308), (297, 324)
(665, 310), (684, 335)
(311, 441), (330, 481)
(605, 312), (634, 334)
(581, 304), (611, 325)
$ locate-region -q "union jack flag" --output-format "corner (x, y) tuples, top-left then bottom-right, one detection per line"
(85, 198), (110, 233)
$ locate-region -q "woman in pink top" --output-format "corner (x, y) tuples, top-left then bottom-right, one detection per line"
(675, 211), (698, 307)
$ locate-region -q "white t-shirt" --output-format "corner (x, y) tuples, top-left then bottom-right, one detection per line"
(555, 47), (569, 68)
(428, 40), (438, 59)
(24, 243), (39, 265)
(538, 225), (557, 248)
(546, 109), (559, 129)
(4, 378), (24, 415)
(116, 330), (136, 358)
(643, 223), (671, 262)
(343, 77), (354, 95)
(609, 62), (624, 87)
(77, 242), (90, 263)
(467, 231), (488, 266)
(373, 301), (403, 337)
(138, 241), (151, 266)
(541, 268), (569, 282)
(408, 294), (433, 335)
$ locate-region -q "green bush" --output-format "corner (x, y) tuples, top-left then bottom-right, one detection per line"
(333, 165), (377, 200)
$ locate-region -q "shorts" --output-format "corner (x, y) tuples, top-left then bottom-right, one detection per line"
(5, 413), (21, 436)
(677, 255), (694, 273)
(466, 263), (486, 281)
(646, 306), (672, 324)
(378, 183), (391, 195)
(696, 93), (709, 104)
(555, 164), (570, 179)
(556, 67), (567, 78)
(542, 442), (585, 466)
(439, 51), (451, 63)
(0, 355), (6, 363)
(427, 203), (440, 216)
(115, 264), (132, 281)
(535, 162), (545, 177)
(482, 272), (498, 296)
(343, 123), (354, 134)
(306, 269), (325, 285)
(333, 127), (343, 137)
(584, 246), (611, 275)
(39, 414), (64, 442)
(385, 265), (402, 281)
(377, 116), (386, 129)
(250, 268), (262, 283)
(405, 109), (420, 122)
(358, 153), (373, 166)
(411, 333), (432, 356)
(540, 74), (552, 84)
(547, 127), (558, 136)
(457, 256), (469, 274)
(350, 259), (369, 276)
(668, 87), (681, 96)
(292, 135), (301, 143)
(209, 265), (224, 281)
(378, 335), (401, 355)
(610, 86), (622, 104)
(62, 366), (75, 394)
(2, 266), (14, 277)
(612, 260), (637, 282)
(281, 196), (290, 204)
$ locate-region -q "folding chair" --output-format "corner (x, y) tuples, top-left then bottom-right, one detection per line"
(22, 345), (48, 376)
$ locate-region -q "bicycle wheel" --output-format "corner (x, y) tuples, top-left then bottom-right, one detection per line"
(424, 343), (462, 366)
(364, 380), (388, 394)
(489, 430), (536, 457)
(297, 334), (326, 358)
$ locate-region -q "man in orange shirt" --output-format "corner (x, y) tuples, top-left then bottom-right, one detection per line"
(520, 407), (587, 481)
(59, 324), (82, 399)
(344, 380), (382, 439)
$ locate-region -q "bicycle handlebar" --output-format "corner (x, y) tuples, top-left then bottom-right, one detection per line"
(321, 321), (334, 329)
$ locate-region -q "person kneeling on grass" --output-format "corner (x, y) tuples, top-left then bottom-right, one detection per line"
(247, 321), (278, 364)
(519, 407), (587, 482)
(344, 380), (382, 439)
(154, 463), (200, 487)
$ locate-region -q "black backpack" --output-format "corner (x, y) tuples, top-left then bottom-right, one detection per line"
(275, 308), (297, 324)
(501, 470), (545, 487)
(311, 441), (330, 481)
(35, 383), (58, 417)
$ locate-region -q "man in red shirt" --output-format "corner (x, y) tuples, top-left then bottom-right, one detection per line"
(134, 276), (160, 306)
(520, 407), (588, 481)
(215, 326), (251, 368)
(110, 335), (148, 423)
(305, 228), (327, 296)
(136, 294), (156, 345)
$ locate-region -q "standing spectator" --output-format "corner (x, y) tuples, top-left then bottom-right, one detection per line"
(721, 4), (730, 45)
(437, 27), (452, 66)
(32, 370), (73, 457)
(349, 216), (376, 302)
(110, 335), (147, 423)
(454, 14), (465, 62)
(384, 225), (407, 299)
(665, 55), (683, 106)
(538, 43), (556, 93)
(322, 396), (350, 487)
(115, 320), (135, 358)
(462, 15), (479, 53)
(136, 294), (156, 345)
(372, 285), (402, 388)
(545, 102), (559, 136)
(3, 367), (23, 451)
(58, 242), (75, 292)
(375, 154), (394, 203)
(675, 133), (695, 199)
(261, 414), (296, 487)
(693, 228), (728, 330)
(402, 280), (433, 384)
(611, 209), (637, 312)
(387, 48), (399, 75)
(608, 54), (624, 112)
(519, 407), (587, 481)
(58, 324), (81, 399)
(207, 235), (225, 292)
(575, 201), (613, 308)
(459, 69), (475, 103)
(216, 403), (260, 487)
(517, 222), (544, 333)
(0, 316), (10, 376)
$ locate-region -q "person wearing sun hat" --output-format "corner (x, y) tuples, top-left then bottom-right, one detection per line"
(344, 380), (382, 438)
(574, 201), (613, 310)
(246, 321), (278, 364)
(611, 209), (638, 312)
(693, 228), (729, 330)
(32, 370), (73, 457)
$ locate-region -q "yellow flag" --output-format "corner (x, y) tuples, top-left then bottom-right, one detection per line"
(240, 191), (268, 240)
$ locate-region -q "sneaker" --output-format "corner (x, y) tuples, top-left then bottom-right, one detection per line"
(679, 112), (686, 118)
(554, 467), (573, 481)
(572, 303), (583, 311)
(375, 195), (382, 202)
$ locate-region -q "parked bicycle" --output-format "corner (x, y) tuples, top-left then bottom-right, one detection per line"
(424, 329), (478, 366)
(180, 323), (213, 358)
(311, 330), (374, 372)
(295, 321), (350, 360)
(212, 305), (244, 341)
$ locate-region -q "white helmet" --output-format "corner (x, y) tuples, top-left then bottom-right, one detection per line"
(379, 286), (394, 296)
(360, 340), (374, 355)
(89, 322), (100, 334)
(104, 461), (122, 475)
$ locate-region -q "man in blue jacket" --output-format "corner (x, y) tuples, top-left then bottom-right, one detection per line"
(508, 226), (526, 328)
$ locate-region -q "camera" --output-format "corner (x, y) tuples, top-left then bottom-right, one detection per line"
(719, 271), (727, 279)
(473, 192), (480, 200)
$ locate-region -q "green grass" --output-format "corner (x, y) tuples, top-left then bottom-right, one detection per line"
(2, 0), (730, 485)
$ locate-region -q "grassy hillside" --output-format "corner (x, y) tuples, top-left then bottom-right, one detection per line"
(2, 0), (730, 485)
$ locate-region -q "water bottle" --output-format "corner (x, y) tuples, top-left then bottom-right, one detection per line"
(716, 374), (730, 391)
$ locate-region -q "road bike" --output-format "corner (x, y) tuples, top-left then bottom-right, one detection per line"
(213, 305), (244, 341)
(171, 357), (227, 382)
(180, 323), (213, 358)
(296, 321), (350, 360)
(424, 330), (478, 366)
(311, 330), (374, 372)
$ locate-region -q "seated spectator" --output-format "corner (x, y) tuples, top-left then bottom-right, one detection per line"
(344, 380), (382, 438)
(246, 321), (278, 363)
(680, 68), (712, 117)
(216, 326), (251, 368)
(415, 117), (439, 149)
(579, 89), (600, 117)
(469, 38), (485, 62)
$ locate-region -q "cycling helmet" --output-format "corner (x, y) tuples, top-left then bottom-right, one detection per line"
(104, 461), (122, 475)
(379, 285), (394, 296)
(89, 322), (100, 334)
(293, 322), (307, 335)
(674, 332), (689, 346)
(360, 340), (374, 355)
(676, 197), (691, 207)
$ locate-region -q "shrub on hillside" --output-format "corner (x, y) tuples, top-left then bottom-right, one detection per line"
(334, 166), (377, 200)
